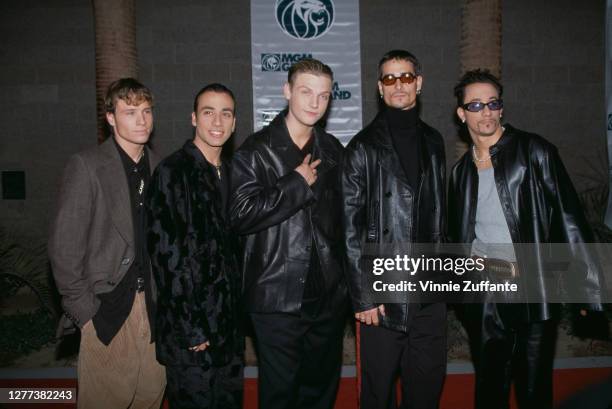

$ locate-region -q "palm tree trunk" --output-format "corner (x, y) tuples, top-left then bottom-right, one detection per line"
(460, 0), (502, 76)
(92, 0), (138, 143)
(457, 0), (502, 158)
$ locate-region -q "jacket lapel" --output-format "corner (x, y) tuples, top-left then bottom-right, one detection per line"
(268, 112), (338, 176)
(97, 139), (134, 247)
(419, 122), (434, 175)
(148, 146), (160, 174)
(312, 126), (337, 177)
(268, 114), (301, 173)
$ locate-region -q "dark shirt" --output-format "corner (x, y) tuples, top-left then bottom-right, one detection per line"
(385, 105), (422, 191)
(92, 139), (152, 345)
(288, 133), (325, 304)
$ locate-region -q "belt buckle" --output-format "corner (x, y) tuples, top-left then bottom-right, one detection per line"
(136, 277), (145, 292)
(485, 258), (518, 280)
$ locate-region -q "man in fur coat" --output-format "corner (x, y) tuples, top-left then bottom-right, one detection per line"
(146, 83), (243, 409)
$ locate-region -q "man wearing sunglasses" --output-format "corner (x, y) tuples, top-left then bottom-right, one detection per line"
(342, 50), (447, 408)
(448, 69), (604, 409)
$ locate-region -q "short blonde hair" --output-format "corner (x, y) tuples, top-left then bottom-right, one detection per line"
(287, 58), (333, 85)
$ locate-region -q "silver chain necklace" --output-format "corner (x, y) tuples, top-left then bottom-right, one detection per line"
(471, 145), (491, 163)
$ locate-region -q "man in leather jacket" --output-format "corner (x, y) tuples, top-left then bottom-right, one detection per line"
(147, 84), (243, 409)
(342, 50), (447, 409)
(230, 58), (347, 409)
(448, 69), (604, 409)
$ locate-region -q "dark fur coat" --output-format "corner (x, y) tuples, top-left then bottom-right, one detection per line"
(146, 140), (242, 367)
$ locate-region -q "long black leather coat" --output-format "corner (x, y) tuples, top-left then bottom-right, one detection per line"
(230, 113), (347, 313)
(342, 112), (446, 332)
(448, 124), (604, 321)
(146, 140), (242, 367)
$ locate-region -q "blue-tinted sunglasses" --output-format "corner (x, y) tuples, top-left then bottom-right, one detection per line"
(462, 99), (503, 112)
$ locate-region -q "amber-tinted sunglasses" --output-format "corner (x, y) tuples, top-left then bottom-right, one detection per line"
(380, 72), (418, 86)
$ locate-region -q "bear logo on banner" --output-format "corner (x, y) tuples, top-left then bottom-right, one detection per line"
(275, 0), (335, 40)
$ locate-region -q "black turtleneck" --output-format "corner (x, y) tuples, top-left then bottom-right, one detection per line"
(384, 106), (422, 191)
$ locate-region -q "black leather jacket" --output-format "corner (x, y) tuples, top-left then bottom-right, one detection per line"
(230, 113), (346, 313)
(448, 124), (604, 321)
(342, 112), (446, 332)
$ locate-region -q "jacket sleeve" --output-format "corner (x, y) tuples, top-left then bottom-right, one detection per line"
(146, 167), (209, 347)
(341, 142), (376, 313)
(540, 146), (605, 311)
(48, 154), (100, 328)
(229, 148), (314, 234)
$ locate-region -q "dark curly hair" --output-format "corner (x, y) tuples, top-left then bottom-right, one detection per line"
(454, 69), (503, 107)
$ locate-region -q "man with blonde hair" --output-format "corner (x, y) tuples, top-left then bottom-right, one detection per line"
(231, 58), (347, 409)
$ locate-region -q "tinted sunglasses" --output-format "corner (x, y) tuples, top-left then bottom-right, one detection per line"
(380, 72), (418, 86)
(462, 99), (503, 112)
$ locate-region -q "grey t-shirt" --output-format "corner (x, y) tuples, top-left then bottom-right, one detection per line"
(471, 166), (516, 261)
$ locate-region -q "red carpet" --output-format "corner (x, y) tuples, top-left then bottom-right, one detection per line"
(2, 367), (611, 409)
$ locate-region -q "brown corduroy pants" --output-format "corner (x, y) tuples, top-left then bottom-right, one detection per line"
(77, 292), (166, 409)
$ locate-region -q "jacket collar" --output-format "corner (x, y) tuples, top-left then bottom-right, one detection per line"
(100, 136), (159, 173)
(97, 137), (158, 246)
(487, 123), (517, 156)
(181, 139), (229, 176)
(369, 111), (435, 149)
(267, 110), (337, 174)
(182, 139), (209, 166)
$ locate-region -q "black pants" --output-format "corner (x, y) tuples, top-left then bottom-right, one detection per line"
(250, 301), (345, 409)
(165, 352), (244, 409)
(359, 303), (447, 409)
(467, 303), (557, 409)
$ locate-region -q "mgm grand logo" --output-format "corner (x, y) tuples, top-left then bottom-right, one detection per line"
(261, 53), (313, 72)
(275, 0), (335, 40)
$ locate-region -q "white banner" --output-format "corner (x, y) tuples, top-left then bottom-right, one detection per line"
(250, 0), (363, 143)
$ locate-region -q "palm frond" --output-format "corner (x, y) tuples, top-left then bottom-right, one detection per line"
(0, 226), (59, 318)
